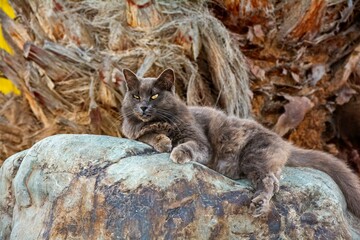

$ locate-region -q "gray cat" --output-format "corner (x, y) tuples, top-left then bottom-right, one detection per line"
(121, 68), (360, 218)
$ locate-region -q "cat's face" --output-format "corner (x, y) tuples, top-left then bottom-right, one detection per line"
(122, 69), (175, 122)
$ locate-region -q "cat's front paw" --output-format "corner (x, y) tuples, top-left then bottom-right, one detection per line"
(170, 144), (192, 164)
(153, 134), (172, 153)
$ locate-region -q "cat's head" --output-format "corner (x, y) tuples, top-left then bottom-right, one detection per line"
(122, 68), (176, 122)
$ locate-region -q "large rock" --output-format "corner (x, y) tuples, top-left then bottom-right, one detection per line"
(0, 134), (359, 239)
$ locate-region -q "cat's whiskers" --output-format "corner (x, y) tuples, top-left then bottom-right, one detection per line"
(156, 112), (179, 131)
(157, 109), (185, 125)
(156, 109), (184, 133)
(120, 109), (137, 120)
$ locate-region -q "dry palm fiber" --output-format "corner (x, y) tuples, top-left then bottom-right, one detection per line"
(211, 0), (360, 173)
(0, 0), (251, 163)
(2, 0), (360, 174)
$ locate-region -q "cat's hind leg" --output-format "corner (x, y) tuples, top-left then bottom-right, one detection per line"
(249, 172), (280, 217)
(243, 141), (289, 217)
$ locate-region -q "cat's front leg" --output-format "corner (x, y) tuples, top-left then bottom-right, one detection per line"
(170, 140), (210, 164)
(170, 143), (193, 164)
(138, 133), (172, 153)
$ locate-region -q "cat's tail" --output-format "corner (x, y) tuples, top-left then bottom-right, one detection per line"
(287, 147), (360, 218)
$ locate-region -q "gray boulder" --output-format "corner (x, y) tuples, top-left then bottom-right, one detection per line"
(0, 134), (359, 239)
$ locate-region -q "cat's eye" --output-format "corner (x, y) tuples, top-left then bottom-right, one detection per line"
(150, 94), (159, 100)
(133, 94), (140, 100)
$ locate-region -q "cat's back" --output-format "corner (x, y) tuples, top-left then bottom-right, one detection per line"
(189, 106), (280, 143)
(189, 106), (226, 128)
(189, 106), (224, 119)
(189, 106), (246, 139)
(189, 106), (258, 131)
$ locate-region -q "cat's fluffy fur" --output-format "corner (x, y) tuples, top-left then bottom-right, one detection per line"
(121, 69), (211, 165)
(121, 68), (360, 218)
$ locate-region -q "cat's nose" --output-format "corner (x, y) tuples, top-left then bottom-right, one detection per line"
(140, 106), (148, 113)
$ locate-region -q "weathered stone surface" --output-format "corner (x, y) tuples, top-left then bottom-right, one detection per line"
(0, 134), (359, 239)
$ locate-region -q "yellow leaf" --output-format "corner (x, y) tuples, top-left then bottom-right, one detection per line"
(0, 26), (13, 54)
(0, 0), (20, 95)
(0, 78), (20, 95)
(0, 0), (16, 19)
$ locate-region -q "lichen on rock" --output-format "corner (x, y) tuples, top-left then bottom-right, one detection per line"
(0, 134), (359, 239)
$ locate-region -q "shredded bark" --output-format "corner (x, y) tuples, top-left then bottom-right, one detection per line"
(211, 0), (360, 172)
(1, 0), (359, 173)
(0, 0), (251, 163)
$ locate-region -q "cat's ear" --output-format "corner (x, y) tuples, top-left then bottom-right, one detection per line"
(123, 69), (139, 91)
(155, 69), (175, 92)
